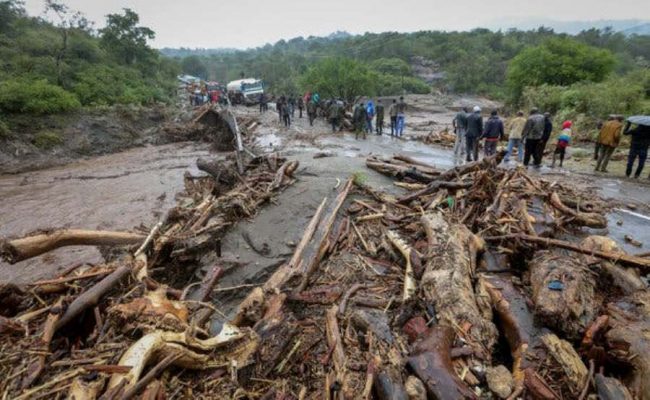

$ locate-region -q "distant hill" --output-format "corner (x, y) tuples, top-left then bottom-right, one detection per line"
(487, 18), (650, 35)
(159, 47), (238, 58)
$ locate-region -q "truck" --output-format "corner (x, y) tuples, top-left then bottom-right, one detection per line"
(226, 78), (264, 105)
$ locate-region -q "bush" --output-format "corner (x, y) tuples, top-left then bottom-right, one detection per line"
(72, 65), (165, 106)
(0, 119), (10, 139)
(33, 131), (64, 149)
(0, 79), (80, 114)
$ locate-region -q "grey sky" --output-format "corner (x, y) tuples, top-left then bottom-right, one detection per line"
(22, 0), (650, 49)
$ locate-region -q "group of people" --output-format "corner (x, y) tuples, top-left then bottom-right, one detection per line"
(594, 115), (650, 179)
(272, 95), (307, 128)
(453, 107), (564, 167)
(453, 106), (650, 178)
(351, 97), (407, 139)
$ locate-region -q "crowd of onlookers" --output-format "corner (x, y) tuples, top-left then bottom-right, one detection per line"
(452, 107), (650, 178)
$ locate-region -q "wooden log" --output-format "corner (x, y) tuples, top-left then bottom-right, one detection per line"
(581, 236), (646, 294)
(22, 297), (64, 389)
(605, 290), (650, 399)
(407, 325), (478, 400)
(420, 213), (497, 351)
(286, 285), (343, 305)
(1, 230), (145, 264)
(483, 234), (650, 270)
(326, 305), (352, 398)
(365, 160), (438, 184)
(55, 264), (132, 331)
(373, 372), (408, 400)
(482, 274), (556, 400)
(548, 192), (607, 229)
(393, 154), (439, 171)
(398, 151), (505, 204)
(541, 333), (589, 395)
(190, 265), (224, 302)
(529, 251), (597, 339)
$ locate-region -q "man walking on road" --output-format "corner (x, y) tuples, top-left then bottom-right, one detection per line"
(481, 110), (504, 156)
(522, 108), (546, 167)
(375, 99), (385, 135)
(595, 116), (623, 173)
(453, 107), (468, 161)
(624, 120), (650, 179)
(465, 106), (483, 162)
(505, 111), (526, 163)
(396, 96), (407, 136)
(389, 99), (398, 136)
(354, 102), (368, 140)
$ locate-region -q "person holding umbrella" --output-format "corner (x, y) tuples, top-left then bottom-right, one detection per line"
(623, 116), (650, 179)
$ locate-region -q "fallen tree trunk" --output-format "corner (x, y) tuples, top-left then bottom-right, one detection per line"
(529, 251), (597, 340)
(1, 229), (145, 264)
(549, 192), (607, 229)
(407, 325), (478, 400)
(581, 236), (646, 294)
(483, 234), (650, 270)
(420, 213), (497, 352)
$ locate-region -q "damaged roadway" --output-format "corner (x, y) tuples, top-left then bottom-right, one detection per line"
(1, 95), (650, 399)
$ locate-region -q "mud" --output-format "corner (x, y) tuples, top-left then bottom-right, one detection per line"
(0, 142), (212, 283)
(2, 93), (650, 295)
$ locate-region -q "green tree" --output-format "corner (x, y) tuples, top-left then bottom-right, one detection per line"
(181, 55), (207, 79)
(299, 57), (376, 101)
(99, 8), (156, 67)
(507, 37), (616, 102)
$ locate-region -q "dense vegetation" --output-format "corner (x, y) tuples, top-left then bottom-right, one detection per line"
(172, 28), (650, 119)
(0, 0), (179, 116)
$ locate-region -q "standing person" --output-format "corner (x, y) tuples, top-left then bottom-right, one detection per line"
(328, 98), (340, 133)
(623, 120), (650, 179)
(353, 102), (367, 140)
(396, 96), (407, 136)
(465, 106), (483, 162)
(452, 107), (469, 161)
(282, 100), (291, 128)
(288, 97), (296, 118)
(277, 96), (285, 123)
(259, 93), (266, 113)
(365, 100), (375, 134)
(481, 110), (504, 156)
(298, 97), (304, 118)
(595, 116), (624, 172)
(389, 99), (398, 136)
(594, 119), (607, 161)
(307, 100), (316, 127)
(537, 112), (553, 165)
(505, 111), (526, 163)
(551, 121), (572, 168)
(375, 99), (385, 135)
(522, 108), (546, 167)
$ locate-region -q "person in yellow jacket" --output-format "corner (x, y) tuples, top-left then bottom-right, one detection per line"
(504, 111), (527, 163)
(595, 115), (624, 173)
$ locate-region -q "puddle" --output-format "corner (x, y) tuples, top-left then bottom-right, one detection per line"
(605, 209), (650, 254)
(254, 132), (283, 150)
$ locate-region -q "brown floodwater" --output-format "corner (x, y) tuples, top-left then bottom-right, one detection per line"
(0, 142), (212, 284)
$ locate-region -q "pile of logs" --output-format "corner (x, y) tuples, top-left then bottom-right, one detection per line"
(420, 129), (456, 147)
(0, 153), (299, 399)
(1, 148), (650, 399)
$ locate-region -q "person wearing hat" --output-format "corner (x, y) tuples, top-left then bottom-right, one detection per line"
(522, 107), (546, 167)
(465, 106), (483, 162)
(595, 115), (624, 173)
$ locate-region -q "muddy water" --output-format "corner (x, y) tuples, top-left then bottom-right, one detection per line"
(0, 142), (212, 283)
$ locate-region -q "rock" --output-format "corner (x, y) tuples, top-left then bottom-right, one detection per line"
(485, 365), (513, 399)
(404, 376), (427, 400)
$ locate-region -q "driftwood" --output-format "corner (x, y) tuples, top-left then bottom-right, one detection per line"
(484, 234), (650, 269)
(581, 236), (646, 294)
(605, 290), (650, 399)
(529, 251), (596, 339)
(0, 229), (144, 264)
(407, 325), (477, 400)
(548, 192), (607, 229)
(420, 213), (497, 351)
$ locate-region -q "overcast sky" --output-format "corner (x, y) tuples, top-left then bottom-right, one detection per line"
(22, 0), (650, 49)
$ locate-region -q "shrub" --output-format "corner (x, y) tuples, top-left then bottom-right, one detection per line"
(33, 131), (64, 149)
(0, 79), (80, 114)
(0, 119), (10, 139)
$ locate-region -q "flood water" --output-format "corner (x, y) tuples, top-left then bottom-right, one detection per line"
(0, 142), (212, 283)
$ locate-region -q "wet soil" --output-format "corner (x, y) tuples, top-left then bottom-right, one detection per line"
(2, 94), (649, 294)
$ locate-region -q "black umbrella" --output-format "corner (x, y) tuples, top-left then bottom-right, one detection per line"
(627, 115), (650, 127)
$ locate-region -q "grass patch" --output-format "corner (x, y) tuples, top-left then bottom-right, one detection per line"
(33, 131), (64, 149)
